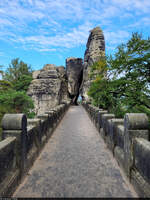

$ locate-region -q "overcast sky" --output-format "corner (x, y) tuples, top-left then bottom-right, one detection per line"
(0, 0), (150, 71)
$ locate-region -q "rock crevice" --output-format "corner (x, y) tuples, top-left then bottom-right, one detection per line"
(66, 57), (83, 105)
(28, 26), (105, 114)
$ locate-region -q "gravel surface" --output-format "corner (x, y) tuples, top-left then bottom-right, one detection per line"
(13, 106), (137, 198)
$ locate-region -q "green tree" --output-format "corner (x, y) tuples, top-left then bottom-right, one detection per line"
(88, 32), (150, 118)
(0, 80), (13, 91)
(0, 58), (35, 140)
(0, 90), (34, 115)
(3, 58), (33, 91)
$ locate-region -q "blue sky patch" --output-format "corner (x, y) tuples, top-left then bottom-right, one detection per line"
(0, 0), (150, 71)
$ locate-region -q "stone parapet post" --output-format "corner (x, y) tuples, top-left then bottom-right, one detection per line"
(107, 118), (124, 152)
(82, 102), (150, 197)
(124, 113), (149, 178)
(97, 110), (107, 131)
(2, 114), (27, 172)
(0, 103), (70, 196)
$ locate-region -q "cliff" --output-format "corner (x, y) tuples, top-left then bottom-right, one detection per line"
(27, 64), (69, 115)
(28, 26), (105, 114)
(81, 26), (105, 101)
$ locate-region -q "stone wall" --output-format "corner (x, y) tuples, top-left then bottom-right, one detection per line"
(0, 102), (70, 197)
(82, 102), (150, 197)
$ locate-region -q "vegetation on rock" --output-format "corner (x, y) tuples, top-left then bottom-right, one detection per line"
(88, 32), (150, 120)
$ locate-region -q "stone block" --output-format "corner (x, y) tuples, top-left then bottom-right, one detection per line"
(107, 119), (123, 151)
(27, 118), (41, 127)
(124, 113), (149, 130)
(133, 138), (150, 183)
(37, 114), (49, 121)
(116, 125), (124, 150)
(0, 137), (16, 181)
(101, 114), (115, 135)
(124, 113), (149, 177)
(114, 146), (125, 171)
(2, 114), (27, 130)
(131, 168), (150, 197)
(97, 110), (108, 129)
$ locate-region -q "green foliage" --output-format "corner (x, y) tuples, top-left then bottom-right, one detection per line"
(0, 80), (13, 91)
(0, 90), (34, 114)
(0, 58), (35, 140)
(0, 101), (15, 140)
(14, 74), (33, 91)
(3, 58), (32, 81)
(3, 58), (33, 91)
(88, 32), (150, 119)
(89, 58), (107, 80)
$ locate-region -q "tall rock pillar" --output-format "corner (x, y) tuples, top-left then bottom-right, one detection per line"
(66, 57), (83, 105)
(81, 26), (105, 101)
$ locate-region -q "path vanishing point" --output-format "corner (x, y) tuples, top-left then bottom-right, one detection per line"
(13, 106), (138, 198)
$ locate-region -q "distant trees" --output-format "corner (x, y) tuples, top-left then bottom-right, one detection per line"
(88, 32), (150, 119)
(3, 58), (33, 91)
(0, 58), (35, 139)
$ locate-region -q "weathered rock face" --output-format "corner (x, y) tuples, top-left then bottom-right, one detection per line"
(81, 27), (105, 101)
(28, 27), (105, 114)
(66, 57), (83, 105)
(27, 64), (69, 116)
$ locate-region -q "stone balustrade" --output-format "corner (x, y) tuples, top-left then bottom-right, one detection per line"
(82, 102), (150, 197)
(0, 102), (70, 197)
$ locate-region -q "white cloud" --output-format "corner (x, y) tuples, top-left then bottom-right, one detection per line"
(126, 16), (150, 28)
(39, 48), (56, 52)
(104, 30), (130, 53)
(13, 22), (92, 51)
(0, 0), (149, 54)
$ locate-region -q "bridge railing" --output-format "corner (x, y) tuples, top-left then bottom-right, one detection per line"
(82, 102), (150, 197)
(0, 102), (70, 197)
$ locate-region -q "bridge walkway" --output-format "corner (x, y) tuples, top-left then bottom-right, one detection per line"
(13, 106), (137, 198)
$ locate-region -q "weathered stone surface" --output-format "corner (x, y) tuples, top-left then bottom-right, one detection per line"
(27, 64), (69, 115)
(0, 137), (17, 184)
(66, 57), (83, 105)
(13, 106), (136, 198)
(2, 114), (27, 130)
(124, 113), (149, 177)
(32, 70), (41, 79)
(81, 26), (105, 101)
(124, 113), (149, 130)
(27, 119), (41, 127)
(133, 138), (150, 183)
(28, 27), (106, 112)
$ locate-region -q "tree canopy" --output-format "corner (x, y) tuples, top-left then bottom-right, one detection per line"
(0, 58), (34, 139)
(3, 58), (32, 91)
(88, 32), (150, 119)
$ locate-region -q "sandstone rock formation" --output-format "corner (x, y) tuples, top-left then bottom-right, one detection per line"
(81, 27), (105, 101)
(66, 57), (83, 105)
(27, 64), (69, 116)
(28, 26), (105, 114)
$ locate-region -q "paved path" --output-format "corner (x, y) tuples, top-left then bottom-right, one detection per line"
(13, 106), (137, 198)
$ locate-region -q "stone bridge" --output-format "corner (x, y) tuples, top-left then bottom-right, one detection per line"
(0, 25), (149, 198)
(0, 103), (150, 198)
